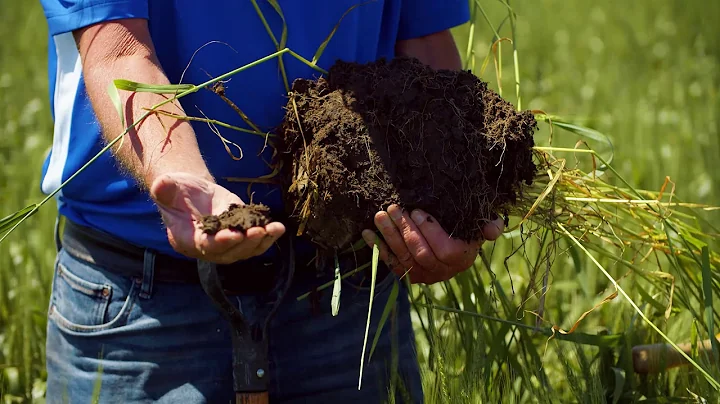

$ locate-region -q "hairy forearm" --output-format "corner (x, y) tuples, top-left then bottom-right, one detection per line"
(75, 19), (212, 188)
(395, 30), (462, 71)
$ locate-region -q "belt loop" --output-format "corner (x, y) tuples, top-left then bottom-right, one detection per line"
(53, 215), (63, 252)
(140, 249), (156, 299)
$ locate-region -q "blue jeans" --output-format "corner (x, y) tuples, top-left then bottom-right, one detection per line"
(45, 246), (423, 403)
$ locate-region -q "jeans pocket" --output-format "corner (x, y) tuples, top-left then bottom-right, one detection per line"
(49, 250), (139, 334)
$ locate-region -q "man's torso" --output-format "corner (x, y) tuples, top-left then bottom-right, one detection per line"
(42, 0), (402, 257)
(39, 0), (469, 256)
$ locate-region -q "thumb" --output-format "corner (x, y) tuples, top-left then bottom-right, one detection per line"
(150, 174), (179, 209)
(481, 217), (505, 241)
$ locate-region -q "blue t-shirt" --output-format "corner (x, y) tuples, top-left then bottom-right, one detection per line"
(39, 0), (469, 258)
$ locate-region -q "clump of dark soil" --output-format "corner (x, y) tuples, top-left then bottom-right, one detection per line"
(278, 57), (537, 250)
(200, 203), (271, 235)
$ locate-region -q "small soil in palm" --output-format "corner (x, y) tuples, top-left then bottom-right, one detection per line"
(279, 57), (538, 250)
(200, 203), (271, 235)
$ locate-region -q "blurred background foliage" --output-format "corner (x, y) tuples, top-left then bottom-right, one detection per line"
(1, 0), (718, 402)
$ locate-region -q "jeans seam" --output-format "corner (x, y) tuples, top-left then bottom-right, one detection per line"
(50, 278), (139, 333)
(56, 261), (112, 326)
(57, 263), (111, 297)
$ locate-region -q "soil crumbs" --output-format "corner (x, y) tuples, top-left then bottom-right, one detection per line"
(280, 57), (538, 250)
(200, 203), (271, 235)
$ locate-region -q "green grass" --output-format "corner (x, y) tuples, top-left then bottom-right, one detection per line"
(0, 2), (57, 402)
(417, 1), (720, 402)
(1, 0), (719, 403)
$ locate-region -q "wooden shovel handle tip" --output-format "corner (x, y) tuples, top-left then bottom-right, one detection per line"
(237, 392), (269, 404)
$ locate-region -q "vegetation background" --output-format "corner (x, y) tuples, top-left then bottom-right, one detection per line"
(0, 0), (718, 402)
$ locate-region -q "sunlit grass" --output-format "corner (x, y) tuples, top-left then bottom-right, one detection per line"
(418, 1), (720, 402)
(0, 2), (55, 402)
(1, 0), (719, 403)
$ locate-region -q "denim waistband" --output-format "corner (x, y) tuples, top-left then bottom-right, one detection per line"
(57, 217), (307, 296)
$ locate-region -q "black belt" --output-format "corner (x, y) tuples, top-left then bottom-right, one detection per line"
(60, 218), (316, 294)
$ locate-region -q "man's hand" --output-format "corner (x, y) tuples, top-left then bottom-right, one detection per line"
(150, 173), (285, 264)
(362, 204), (504, 284)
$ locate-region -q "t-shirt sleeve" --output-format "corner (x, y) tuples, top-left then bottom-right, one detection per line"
(40, 0), (149, 36)
(397, 0), (471, 41)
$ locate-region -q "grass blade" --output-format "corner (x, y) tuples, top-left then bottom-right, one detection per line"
(702, 246), (720, 363)
(107, 81), (128, 149)
(611, 367), (625, 404)
(463, 0), (477, 70)
(312, 1), (372, 65)
(249, 0), (279, 49)
(295, 262), (371, 301)
(113, 79), (195, 93)
(474, 0), (501, 40)
(267, 0), (287, 50)
(91, 348), (104, 403)
(358, 240), (379, 390)
(535, 114), (614, 166)
(482, 323), (512, 394)
(504, 0), (522, 110)
(420, 304), (624, 347)
(0, 205), (37, 236)
(636, 283), (669, 313)
(107, 81), (124, 128)
(251, 0), (290, 92)
(691, 320), (700, 362)
(368, 281), (400, 362)
(331, 253), (341, 316)
(511, 158), (565, 230)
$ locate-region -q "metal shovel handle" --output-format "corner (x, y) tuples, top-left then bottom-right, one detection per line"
(197, 260), (270, 404)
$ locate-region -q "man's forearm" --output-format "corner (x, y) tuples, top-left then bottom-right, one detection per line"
(74, 19), (213, 188)
(395, 30), (463, 71)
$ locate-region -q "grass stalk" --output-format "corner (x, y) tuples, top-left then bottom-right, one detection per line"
(504, 0), (522, 110)
(557, 222), (720, 390)
(249, 0), (290, 92)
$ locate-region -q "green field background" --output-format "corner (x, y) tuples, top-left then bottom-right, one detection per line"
(1, 1), (718, 402)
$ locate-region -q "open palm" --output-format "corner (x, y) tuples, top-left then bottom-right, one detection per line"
(150, 172), (285, 264)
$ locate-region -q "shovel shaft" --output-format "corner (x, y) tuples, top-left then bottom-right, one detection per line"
(198, 260), (269, 396)
(199, 237), (295, 404)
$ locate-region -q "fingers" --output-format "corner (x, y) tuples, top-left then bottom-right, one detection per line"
(362, 230), (428, 284)
(373, 208), (426, 272)
(367, 205), (506, 285)
(362, 229), (403, 273)
(251, 222), (286, 256)
(208, 228), (265, 264)
(194, 222), (286, 264)
(409, 209), (478, 269)
(198, 226), (260, 256)
(383, 205), (450, 274)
